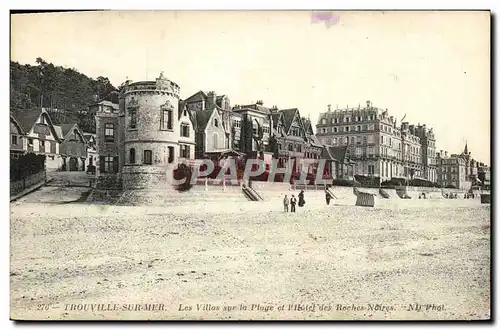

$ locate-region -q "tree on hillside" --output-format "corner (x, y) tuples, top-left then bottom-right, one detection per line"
(10, 58), (119, 132)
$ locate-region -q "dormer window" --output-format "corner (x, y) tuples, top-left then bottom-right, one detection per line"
(214, 118), (219, 127)
(181, 123), (190, 137)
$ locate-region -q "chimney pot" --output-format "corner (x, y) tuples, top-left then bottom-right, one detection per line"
(366, 100), (371, 108)
(327, 104), (331, 111)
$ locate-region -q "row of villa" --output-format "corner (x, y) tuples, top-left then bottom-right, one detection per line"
(10, 107), (97, 173)
(10, 72), (490, 190)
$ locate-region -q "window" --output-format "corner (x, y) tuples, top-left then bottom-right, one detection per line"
(11, 135), (17, 145)
(333, 138), (337, 145)
(181, 123), (190, 137)
(28, 138), (33, 146)
(214, 118), (219, 127)
(297, 145), (302, 152)
(278, 143), (283, 150)
(350, 137), (355, 144)
(160, 104), (173, 130)
(104, 156), (114, 173)
(129, 148), (136, 164)
(363, 136), (367, 144)
(368, 146), (374, 156)
(381, 136), (384, 144)
(321, 118), (326, 125)
(321, 128), (326, 134)
(368, 165), (375, 175)
(183, 108), (187, 117)
(168, 146), (174, 163)
(180, 145), (190, 158)
(105, 123), (114, 142)
(334, 118), (339, 124)
(128, 105), (137, 129)
(144, 150), (152, 165)
(356, 125), (361, 131)
(331, 118), (335, 124)
(40, 140), (45, 150)
(288, 144), (293, 151)
(345, 126), (349, 132)
(356, 136), (361, 144)
(333, 127), (337, 133)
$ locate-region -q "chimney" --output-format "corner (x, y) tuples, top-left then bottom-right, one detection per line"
(256, 100), (264, 105)
(207, 91), (216, 109)
(327, 104), (331, 112)
(445, 151), (448, 157)
(366, 100), (371, 108)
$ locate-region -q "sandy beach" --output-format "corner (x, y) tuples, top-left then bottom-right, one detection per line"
(10, 187), (490, 320)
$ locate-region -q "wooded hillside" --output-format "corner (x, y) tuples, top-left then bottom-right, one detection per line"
(10, 58), (119, 133)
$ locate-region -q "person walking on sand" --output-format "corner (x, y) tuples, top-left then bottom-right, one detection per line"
(325, 188), (332, 205)
(283, 194), (289, 212)
(290, 194), (297, 213)
(298, 190), (305, 207)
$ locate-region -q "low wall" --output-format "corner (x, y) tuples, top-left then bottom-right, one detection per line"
(10, 171), (47, 196)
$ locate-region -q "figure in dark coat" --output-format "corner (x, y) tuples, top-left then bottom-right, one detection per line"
(325, 189), (331, 205)
(298, 190), (305, 207)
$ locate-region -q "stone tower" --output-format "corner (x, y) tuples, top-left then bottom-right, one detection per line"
(120, 72), (181, 189)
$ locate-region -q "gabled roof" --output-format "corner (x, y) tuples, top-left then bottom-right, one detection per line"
(10, 113), (27, 135)
(329, 146), (350, 162)
(321, 146), (337, 161)
(301, 117), (315, 136)
(53, 126), (64, 140)
(58, 123), (86, 142)
(271, 112), (282, 129)
(321, 145), (351, 163)
(83, 133), (96, 142)
(184, 91), (208, 103)
(194, 108), (216, 132)
(10, 107), (63, 141)
(279, 108), (300, 134)
(10, 108), (43, 133)
(178, 100), (186, 120)
(59, 124), (74, 138)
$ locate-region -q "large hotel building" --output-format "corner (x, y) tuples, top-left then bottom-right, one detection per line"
(315, 101), (437, 183)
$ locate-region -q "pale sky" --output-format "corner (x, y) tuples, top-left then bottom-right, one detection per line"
(10, 10), (490, 164)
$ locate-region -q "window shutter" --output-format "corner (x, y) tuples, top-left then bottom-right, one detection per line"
(113, 156), (119, 173)
(99, 156), (105, 172)
(168, 110), (173, 129)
